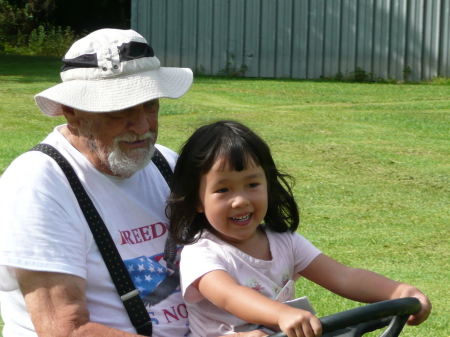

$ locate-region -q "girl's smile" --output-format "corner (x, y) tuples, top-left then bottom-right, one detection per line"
(197, 156), (268, 246)
(230, 213), (252, 225)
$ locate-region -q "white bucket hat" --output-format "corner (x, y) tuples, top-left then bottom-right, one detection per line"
(35, 28), (193, 116)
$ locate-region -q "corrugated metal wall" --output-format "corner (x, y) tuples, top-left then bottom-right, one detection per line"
(131, 0), (450, 81)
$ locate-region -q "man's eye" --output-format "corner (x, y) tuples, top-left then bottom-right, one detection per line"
(145, 100), (159, 108)
(108, 113), (125, 119)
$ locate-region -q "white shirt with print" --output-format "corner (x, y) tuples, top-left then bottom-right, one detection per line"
(181, 229), (321, 337)
(0, 125), (188, 337)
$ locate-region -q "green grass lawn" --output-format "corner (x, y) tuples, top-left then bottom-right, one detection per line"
(1, 54), (449, 336)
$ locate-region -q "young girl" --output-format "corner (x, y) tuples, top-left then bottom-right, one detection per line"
(167, 120), (431, 337)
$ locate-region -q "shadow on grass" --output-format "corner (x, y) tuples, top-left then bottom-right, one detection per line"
(3, 54), (450, 86)
(197, 74), (450, 86)
(0, 54), (61, 83)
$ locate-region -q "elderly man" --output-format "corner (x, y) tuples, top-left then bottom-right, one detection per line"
(0, 29), (266, 337)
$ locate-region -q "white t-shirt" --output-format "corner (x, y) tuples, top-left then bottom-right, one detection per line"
(180, 229), (321, 337)
(0, 126), (189, 337)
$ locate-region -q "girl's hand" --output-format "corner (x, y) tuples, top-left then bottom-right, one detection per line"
(277, 307), (322, 337)
(397, 285), (432, 326)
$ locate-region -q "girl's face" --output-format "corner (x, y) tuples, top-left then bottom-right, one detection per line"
(197, 156), (268, 246)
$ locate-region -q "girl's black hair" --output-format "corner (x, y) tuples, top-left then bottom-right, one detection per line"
(167, 120), (299, 244)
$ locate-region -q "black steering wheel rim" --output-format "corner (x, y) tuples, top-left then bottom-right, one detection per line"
(269, 297), (421, 337)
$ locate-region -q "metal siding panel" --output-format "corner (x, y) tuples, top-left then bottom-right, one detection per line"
(323, 0), (341, 78)
(445, 0), (450, 77)
(142, 0), (153, 42)
(180, 0), (197, 70)
(307, 0), (316, 79)
(133, 0), (152, 41)
(291, 0), (309, 78)
(397, 0), (408, 79)
(196, 0), (213, 74)
(275, 0), (293, 78)
(422, 0), (432, 79)
(356, 0), (374, 72)
(132, 0), (450, 81)
(317, 1), (326, 78)
(147, 1), (166, 64)
(381, 0), (391, 79)
(211, 1), (229, 75)
(131, 0), (139, 31)
(406, 0), (416, 80)
(146, 0), (156, 42)
(308, 0), (325, 79)
(414, 0), (425, 81)
(388, 0), (399, 78)
(426, 0), (441, 78)
(228, 0), (246, 75)
(406, 0), (424, 81)
(439, 0), (450, 76)
(131, 0), (143, 33)
(388, 0), (407, 79)
(446, 2), (450, 77)
(244, 0), (261, 77)
(340, 0), (358, 76)
(260, 0), (277, 77)
(372, 0), (390, 79)
(164, 0), (182, 67)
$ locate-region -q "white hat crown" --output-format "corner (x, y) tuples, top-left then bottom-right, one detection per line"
(60, 29), (161, 82)
(35, 28), (193, 116)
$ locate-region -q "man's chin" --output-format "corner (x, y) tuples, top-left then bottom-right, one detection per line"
(107, 146), (155, 177)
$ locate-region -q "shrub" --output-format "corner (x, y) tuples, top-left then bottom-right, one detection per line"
(0, 0), (34, 52)
(27, 25), (76, 56)
(2, 24), (78, 56)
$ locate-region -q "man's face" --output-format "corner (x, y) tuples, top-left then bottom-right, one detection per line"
(75, 99), (159, 177)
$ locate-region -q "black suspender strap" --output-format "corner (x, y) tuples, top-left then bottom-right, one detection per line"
(31, 143), (173, 336)
(150, 147), (173, 186)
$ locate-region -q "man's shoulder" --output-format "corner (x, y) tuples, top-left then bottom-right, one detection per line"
(155, 144), (178, 169)
(0, 147), (67, 190)
(0, 128), (73, 188)
(155, 144), (177, 157)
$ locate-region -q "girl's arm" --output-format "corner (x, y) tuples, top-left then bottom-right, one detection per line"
(299, 254), (431, 325)
(195, 269), (322, 337)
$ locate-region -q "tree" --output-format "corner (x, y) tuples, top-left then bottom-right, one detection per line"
(51, 0), (131, 35)
(0, 0), (35, 46)
(0, 0), (56, 38)
(0, 0), (131, 53)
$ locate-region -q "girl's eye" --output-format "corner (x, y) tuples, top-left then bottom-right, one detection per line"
(248, 183), (259, 188)
(216, 188), (229, 193)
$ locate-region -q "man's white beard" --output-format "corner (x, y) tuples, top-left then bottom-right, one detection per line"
(105, 132), (156, 177)
(85, 131), (156, 177)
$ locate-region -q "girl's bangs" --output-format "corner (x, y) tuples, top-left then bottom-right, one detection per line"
(215, 140), (261, 172)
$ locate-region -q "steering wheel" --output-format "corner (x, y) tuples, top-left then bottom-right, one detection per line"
(268, 297), (421, 337)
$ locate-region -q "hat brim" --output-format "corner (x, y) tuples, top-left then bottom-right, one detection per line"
(35, 67), (193, 116)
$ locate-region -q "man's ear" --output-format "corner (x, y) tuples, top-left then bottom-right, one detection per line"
(61, 105), (81, 128)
